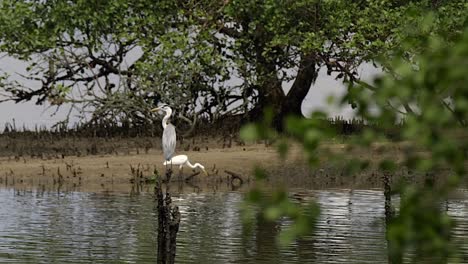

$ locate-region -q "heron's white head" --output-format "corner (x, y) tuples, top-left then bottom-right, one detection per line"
(196, 164), (208, 176)
(151, 104), (172, 116)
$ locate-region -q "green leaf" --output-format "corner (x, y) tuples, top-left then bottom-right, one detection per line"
(254, 167), (267, 180)
(240, 123), (260, 141)
(276, 138), (289, 159)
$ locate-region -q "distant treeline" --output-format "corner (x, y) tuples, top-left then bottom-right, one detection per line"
(1, 120), (162, 138)
(0, 116), (402, 139)
(0, 117), (403, 158)
(327, 117), (402, 139)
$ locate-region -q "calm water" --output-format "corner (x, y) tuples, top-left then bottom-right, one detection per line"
(1, 187), (468, 263)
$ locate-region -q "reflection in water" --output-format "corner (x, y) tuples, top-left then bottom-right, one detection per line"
(302, 190), (388, 263)
(1, 188), (468, 263)
(0, 189), (157, 263)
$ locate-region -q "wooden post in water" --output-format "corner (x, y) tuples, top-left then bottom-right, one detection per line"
(383, 171), (398, 263)
(156, 169), (180, 264)
(383, 171), (393, 225)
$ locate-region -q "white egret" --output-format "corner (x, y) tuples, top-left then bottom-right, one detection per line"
(151, 104), (176, 161)
(164, 154), (208, 176)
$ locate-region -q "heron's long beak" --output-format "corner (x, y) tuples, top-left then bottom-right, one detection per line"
(202, 169), (208, 176)
(150, 107), (161, 112)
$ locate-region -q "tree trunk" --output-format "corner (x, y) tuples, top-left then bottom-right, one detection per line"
(248, 54), (318, 131)
(284, 54), (318, 116)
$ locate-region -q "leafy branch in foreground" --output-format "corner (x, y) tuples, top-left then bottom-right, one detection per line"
(241, 20), (468, 263)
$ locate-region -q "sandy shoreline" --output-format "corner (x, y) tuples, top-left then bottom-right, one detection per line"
(2, 139), (459, 193)
(0, 143), (304, 192)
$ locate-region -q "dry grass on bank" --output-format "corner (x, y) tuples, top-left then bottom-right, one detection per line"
(1, 135), (462, 193)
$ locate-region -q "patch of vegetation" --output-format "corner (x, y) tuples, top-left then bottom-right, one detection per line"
(241, 12), (468, 263)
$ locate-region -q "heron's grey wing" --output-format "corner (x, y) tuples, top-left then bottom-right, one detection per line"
(162, 124), (176, 160)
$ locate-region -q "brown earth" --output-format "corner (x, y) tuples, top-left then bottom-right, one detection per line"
(0, 135), (461, 193)
(0, 142), (301, 192)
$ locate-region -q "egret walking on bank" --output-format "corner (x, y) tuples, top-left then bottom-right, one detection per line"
(164, 154), (208, 175)
(151, 104), (176, 161)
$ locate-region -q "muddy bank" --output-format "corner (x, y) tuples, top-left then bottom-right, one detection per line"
(0, 144), (279, 191)
(1, 125), (464, 193)
(1, 139), (462, 193)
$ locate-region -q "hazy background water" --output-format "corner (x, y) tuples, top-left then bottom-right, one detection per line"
(1, 187), (467, 263)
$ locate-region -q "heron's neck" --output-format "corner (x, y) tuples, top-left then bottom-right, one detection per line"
(162, 110), (172, 129)
(186, 161), (204, 170)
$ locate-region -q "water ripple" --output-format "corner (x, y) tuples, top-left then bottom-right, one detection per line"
(1, 187), (468, 263)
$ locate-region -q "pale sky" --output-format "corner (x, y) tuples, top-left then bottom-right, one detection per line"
(0, 56), (73, 129)
(0, 55), (380, 129)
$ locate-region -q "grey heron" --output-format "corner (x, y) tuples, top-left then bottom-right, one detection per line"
(163, 154), (208, 175)
(151, 104), (176, 161)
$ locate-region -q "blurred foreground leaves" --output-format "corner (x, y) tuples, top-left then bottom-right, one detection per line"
(241, 19), (468, 263)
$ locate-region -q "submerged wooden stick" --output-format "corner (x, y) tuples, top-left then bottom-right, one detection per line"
(184, 171), (201, 182)
(224, 170), (244, 185)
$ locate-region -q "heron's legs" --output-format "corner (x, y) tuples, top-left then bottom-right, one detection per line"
(176, 164), (184, 180)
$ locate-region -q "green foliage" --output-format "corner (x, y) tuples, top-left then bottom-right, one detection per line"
(2, 0), (467, 126)
(0, 0), (467, 260)
(240, 107), (277, 142)
(370, 25), (467, 262)
(241, 10), (468, 263)
(241, 167), (320, 246)
(388, 185), (454, 262)
(0, 0), (184, 121)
